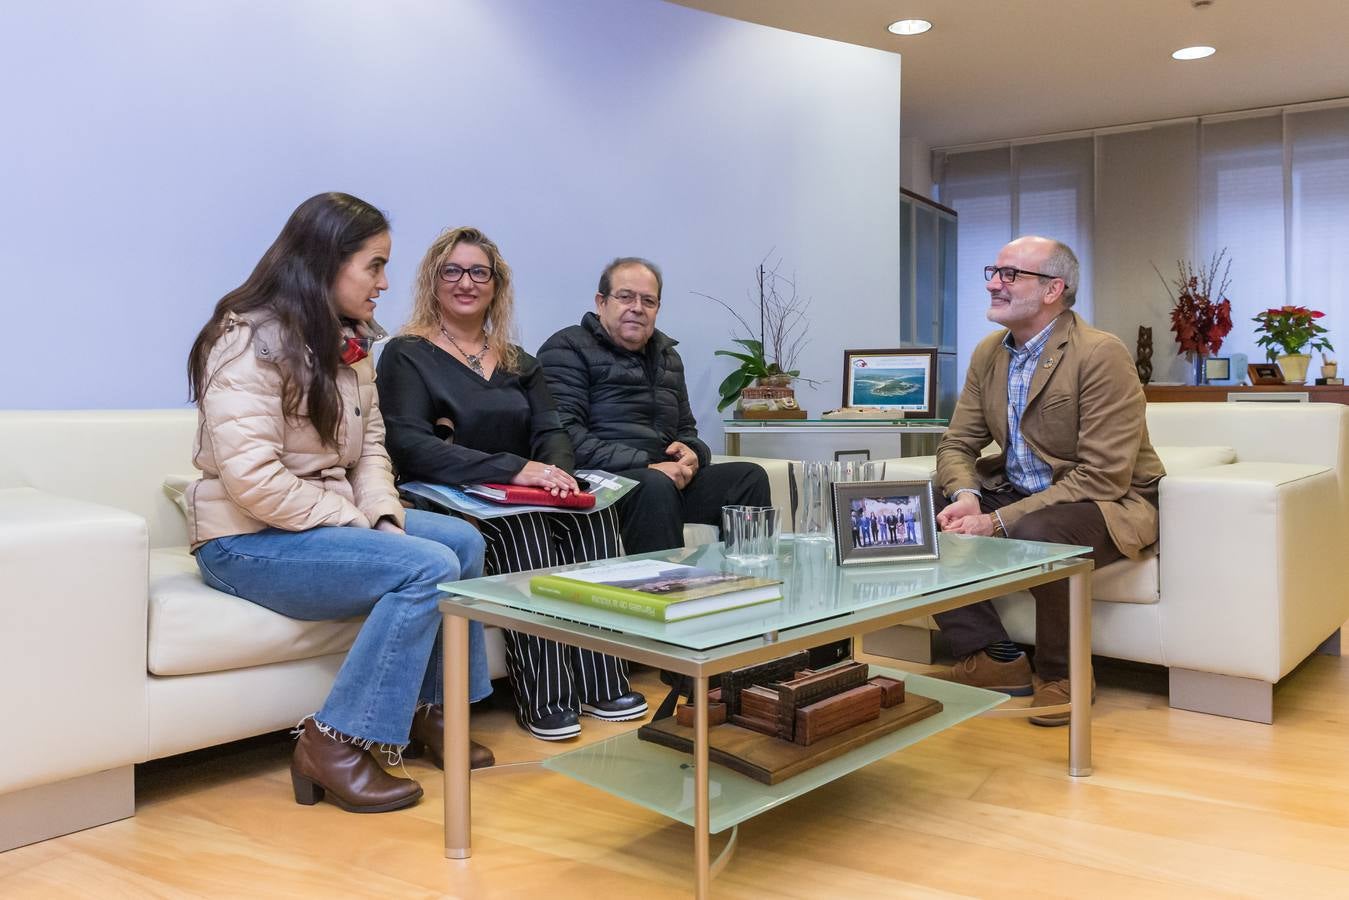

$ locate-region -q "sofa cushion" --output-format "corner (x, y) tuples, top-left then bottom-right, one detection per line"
(1154, 445), (1237, 474)
(147, 548), (363, 677)
(1093, 547), (1159, 604)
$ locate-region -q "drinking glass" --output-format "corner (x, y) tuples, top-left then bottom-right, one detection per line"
(720, 505), (782, 563)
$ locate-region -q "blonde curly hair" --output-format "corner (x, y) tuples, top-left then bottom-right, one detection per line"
(402, 226), (520, 372)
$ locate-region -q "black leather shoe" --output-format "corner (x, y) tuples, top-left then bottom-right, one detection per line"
(580, 691), (648, 721)
(521, 709), (581, 741)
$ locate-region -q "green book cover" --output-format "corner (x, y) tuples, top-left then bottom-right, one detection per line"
(529, 559), (782, 623)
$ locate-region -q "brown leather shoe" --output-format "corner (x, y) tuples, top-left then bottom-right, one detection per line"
(404, 704), (495, 770)
(290, 718), (423, 813)
(1028, 674), (1097, 727)
(933, 652), (1033, 696)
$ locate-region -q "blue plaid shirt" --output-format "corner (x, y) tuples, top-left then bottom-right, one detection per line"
(1003, 317), (1058, 495)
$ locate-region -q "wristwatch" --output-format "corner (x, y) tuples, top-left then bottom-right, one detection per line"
(987, 513), (1006, 537)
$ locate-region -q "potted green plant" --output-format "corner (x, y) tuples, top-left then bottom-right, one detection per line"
(698, 256), (817, 414)
(1252, 305), (1334, 385)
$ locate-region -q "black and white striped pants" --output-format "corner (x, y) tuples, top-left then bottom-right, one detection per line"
(476, 507), (632, 723)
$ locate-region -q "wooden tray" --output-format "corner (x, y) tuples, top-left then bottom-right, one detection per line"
(637, 692), (943, 785)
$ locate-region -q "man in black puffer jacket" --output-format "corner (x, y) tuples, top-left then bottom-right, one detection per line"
(539, 257), (771, 553)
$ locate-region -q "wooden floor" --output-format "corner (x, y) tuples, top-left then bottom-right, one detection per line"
(7, 648), (1349, 898)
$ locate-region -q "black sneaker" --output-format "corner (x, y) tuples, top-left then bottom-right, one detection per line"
(521, 709), (581, 741)
(580, 692), (649, 721)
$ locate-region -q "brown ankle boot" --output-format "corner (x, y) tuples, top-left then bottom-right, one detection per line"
(290, 718), (423, 813)
(404, 704), (495, 770)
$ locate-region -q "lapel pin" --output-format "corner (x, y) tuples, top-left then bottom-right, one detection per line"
(1043, 357), (1054, 368)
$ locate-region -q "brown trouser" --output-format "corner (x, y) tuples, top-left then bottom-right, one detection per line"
(932, 488), (1123, 681)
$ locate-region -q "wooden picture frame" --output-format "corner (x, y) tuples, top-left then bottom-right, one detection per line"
(841, 348), (937, 417)
(831, 479), (939, 566)
(1248, 362), (1285, 385)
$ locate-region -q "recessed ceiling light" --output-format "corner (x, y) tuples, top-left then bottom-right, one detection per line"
(888, 19), (933, 36)
(1172, 45), (1216, 60)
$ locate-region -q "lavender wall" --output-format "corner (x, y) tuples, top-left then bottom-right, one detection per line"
(2, 0), (901, 446)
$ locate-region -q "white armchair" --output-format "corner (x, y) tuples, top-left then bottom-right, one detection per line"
(728, 402), (1349, 724)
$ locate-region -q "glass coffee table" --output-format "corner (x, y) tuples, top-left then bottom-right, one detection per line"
(438, 534), (1092, 898)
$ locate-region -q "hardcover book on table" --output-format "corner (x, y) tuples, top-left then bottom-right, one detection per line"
(529, 559), (782, 622)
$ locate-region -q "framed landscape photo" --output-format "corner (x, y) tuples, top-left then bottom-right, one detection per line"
(1248, 362), (1285, 385)
(832, 480), (939, 566)
(841, 348), (937, 417)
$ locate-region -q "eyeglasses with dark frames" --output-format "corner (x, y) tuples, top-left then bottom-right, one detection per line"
(606, 290), (660, 310)
(439, 264), (494, 284)
(984, 265), (1062, 284)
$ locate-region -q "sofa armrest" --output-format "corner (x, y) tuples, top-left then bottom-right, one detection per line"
(875, 456), (937, 481)
(1158, 463), (1349, 682)
(0, 488), (149, 793)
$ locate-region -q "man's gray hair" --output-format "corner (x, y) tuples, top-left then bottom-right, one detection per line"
(1037, 238), (1080, 308)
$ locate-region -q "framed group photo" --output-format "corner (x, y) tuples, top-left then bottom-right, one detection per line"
(841, 348), (937, 417)
(832, 479), (940, 566)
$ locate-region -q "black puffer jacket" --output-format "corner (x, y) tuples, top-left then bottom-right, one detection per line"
(538, 312), (712, 472)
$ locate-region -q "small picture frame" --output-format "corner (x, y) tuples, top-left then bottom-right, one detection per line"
(842, 348), (937, 417)
(832, 480), (939, 566)
(1203, 356), (1231, 383)
(1248, 362), (1285, 385)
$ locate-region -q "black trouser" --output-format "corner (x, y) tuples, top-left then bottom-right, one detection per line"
(476, 507), (632, 723)
(614, 461), (772, 554)
(931, 488), (1124, 681)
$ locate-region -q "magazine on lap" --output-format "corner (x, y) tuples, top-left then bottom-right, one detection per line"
(399, 469), (634, 519)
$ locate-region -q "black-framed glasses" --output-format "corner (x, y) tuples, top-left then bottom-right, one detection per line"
(606, 290), (659, 310)
(439, 264), (494, 284)
(984, 265), (1061, 284)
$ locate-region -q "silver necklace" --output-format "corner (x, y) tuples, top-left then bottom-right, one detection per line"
(440, 325), (490, 375)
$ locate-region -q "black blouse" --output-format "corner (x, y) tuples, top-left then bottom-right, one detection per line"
(377, 335), (575, 485)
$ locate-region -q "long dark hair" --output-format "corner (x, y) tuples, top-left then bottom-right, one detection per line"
(188, 192), (390, 446)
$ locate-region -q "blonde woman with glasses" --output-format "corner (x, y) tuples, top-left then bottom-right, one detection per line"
(378, 227), (647, 741)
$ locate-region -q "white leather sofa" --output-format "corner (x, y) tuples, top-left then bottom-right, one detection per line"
(0, 410), (782, 851)
(730, 402), (1349, 726)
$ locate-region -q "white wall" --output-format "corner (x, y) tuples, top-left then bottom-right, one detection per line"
(1, 0), (901, 450)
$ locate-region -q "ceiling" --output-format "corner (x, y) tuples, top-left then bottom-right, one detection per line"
(666, 0), (1349, 148)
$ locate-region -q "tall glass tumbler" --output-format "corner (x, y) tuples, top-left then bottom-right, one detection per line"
(792, 460), (885, 542)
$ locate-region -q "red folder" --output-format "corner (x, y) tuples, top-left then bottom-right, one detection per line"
(464, 483), (597, 509)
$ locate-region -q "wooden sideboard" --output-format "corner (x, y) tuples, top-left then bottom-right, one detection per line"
(1145, 384), (1349, 405)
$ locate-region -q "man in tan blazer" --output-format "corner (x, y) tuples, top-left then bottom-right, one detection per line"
(934, 236), (1164, 725)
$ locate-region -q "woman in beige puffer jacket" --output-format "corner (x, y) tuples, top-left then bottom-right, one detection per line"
(185, 193), (491, 814)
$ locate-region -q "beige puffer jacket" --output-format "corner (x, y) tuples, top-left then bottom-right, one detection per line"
(187, 312), (405, 548)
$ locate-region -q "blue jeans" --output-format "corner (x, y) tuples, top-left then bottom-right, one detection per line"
(195, 509), (490, 746)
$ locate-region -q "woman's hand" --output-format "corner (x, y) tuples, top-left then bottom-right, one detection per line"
(513, 460), (580, 497)
(374, 516), (405, 535)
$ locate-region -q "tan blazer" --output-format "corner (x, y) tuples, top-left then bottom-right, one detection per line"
(936, 310), (1164, 559)
(186, 313), (405, 548)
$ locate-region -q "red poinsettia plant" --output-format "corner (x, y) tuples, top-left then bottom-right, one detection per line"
(1251, 305), (1333, 360)
(1155, 249), (1233, 360)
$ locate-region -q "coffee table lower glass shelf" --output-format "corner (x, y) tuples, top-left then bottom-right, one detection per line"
(541, 668), (1005, 834)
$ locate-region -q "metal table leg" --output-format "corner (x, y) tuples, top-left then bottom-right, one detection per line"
(444, 612), (472, 857)
(693, 674), (710, 899)
(1067, 569), (1093, 777)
